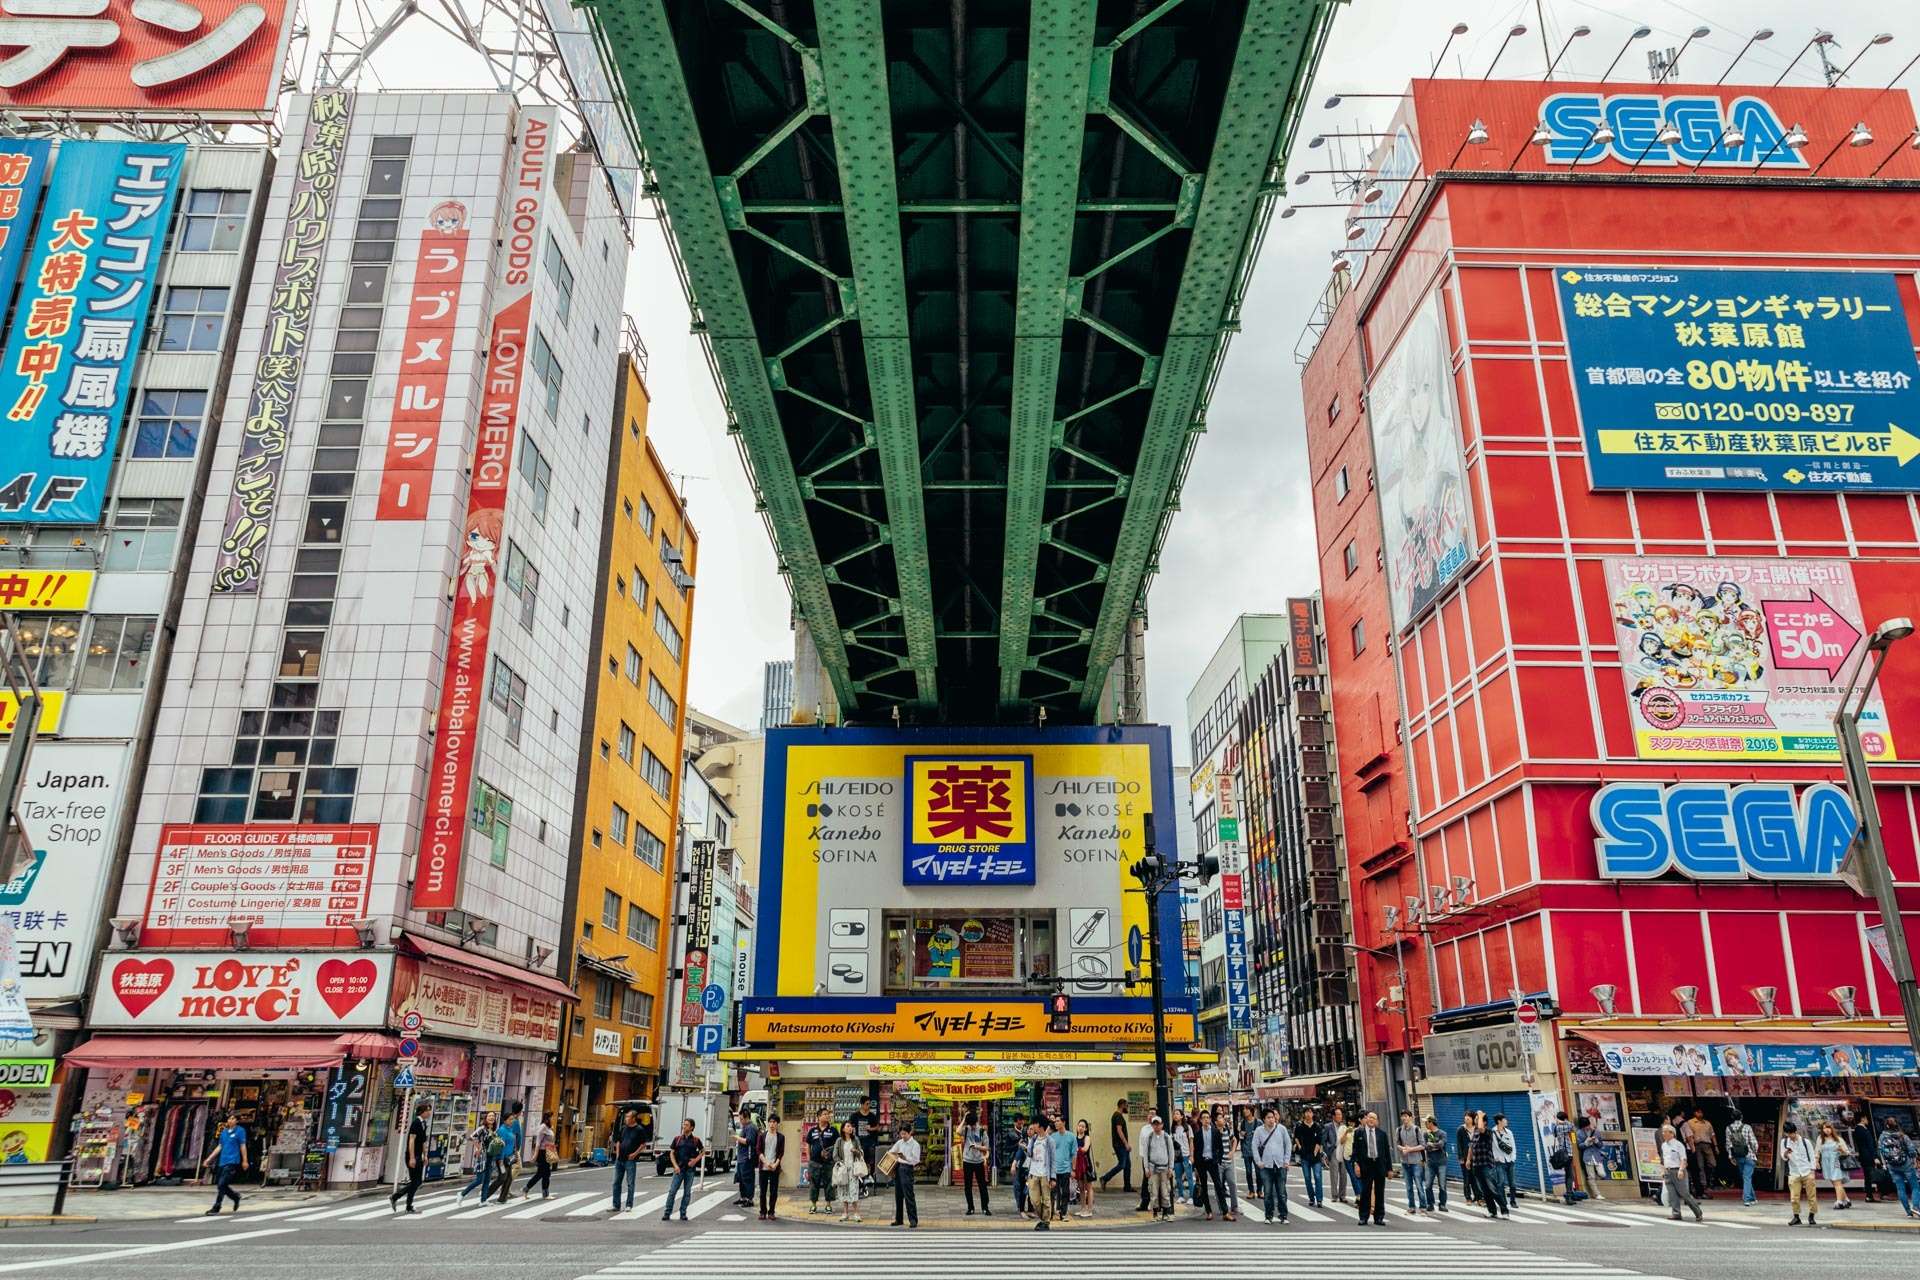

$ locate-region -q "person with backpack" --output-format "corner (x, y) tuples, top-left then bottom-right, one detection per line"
(1238, 1106), (1260, 1197)
(1488, 1113), (1519, 1212)
(1456, 1112), (1479, 1204)
(457, 1112), (500, 1205)
(1547, 1110), (1579, 1204)
(1469, 1113), (1507, 1219)
(1724, 1114), (1760, 1206)
(1877, 1115), (1918, 1219)
(959, 1106), (991, 1215)
(662, 1118), (704, 1221)
(805, 1107), (836, 1214)
(1250, 1107), (1292, 1224)
(1421, 1115), (1449, 1212)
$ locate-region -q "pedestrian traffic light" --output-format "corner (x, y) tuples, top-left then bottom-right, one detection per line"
(1048, 991), (1072, 1033)
(1197, 854), (1220, 885)
(1129, 852), (1165, 883)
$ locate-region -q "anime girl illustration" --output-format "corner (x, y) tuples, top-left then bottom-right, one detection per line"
(461, 508), (504, 605)
(1373, 292), (1470, 623)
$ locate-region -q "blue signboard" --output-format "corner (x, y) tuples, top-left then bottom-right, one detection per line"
(701, 982), (725, 1013)
(1591, 781), (1856, 881)
(0, 141), (185, 523)
(1222, 887), (1251, 1033)
(1557, 266), (1920, 492)
(0, 141), (51, 310)
(692, 1022), (723, 1055)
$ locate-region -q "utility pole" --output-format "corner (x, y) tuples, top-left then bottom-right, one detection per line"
(1130, 813), (1218, 1125)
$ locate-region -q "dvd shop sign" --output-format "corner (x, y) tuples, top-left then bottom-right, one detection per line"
(88, 951), (393, 1029)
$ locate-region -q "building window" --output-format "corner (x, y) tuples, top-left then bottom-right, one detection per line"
(646, 673), (678, 728)
(601, 889), (621, 931)
(624, 644), (641, 684)
(179, 189), (251, 252)
(77, 615), (156, 691)
(199, 707), (354, 823)
(278, 631), (323, 678)
(471, 780), (512, 867)
(638, 497), (655, 537)
(8, 614), (79, 690)
(621, 988), (653, 1028)
(610, 803), (630, 847)
(529, 328), (564, 417)
(881, 911), (1056, 994)
(504, 541), (539, 630)
(640, 747), (672, 798)
(634, 824), (666, 871)
(622, 498), (633, 520)
(105, 498), (183, 571)
(593, 974), (615, 1019)
(627, 905), (659, 948)
(544, 234), (575, 326)
(131, 389), (206, 459)
(1335, 465), (1350, 501)
(617, 722), (635, 763)
(631, 570), (647, 609)
(489, 656), (527, 746)
(652, 604), (682, 662)
(1351, 618), (1366, 656)
(1328, 395), (1341, 423)
(518, 433), (551, 521)
(155, 286), (228, 352)
(1343, 540), (1359, 577)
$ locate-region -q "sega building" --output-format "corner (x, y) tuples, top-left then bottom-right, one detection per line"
(1302, 76), (1920, 1200)
(724, 727), (1201, 1188)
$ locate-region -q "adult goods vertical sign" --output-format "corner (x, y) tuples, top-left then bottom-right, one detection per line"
(0, 139), (182, 522)
(212, 88), (352, 592)
(413, 107), (554, 910)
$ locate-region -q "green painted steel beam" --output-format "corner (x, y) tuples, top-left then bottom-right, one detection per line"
(816, 0), (940, 709)
(581, 0), (862, 712)
(1077, 0), (1335, 714)
(997, 0), (1099, 708)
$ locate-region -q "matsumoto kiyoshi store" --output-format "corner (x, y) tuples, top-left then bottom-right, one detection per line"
(724, 727), (1209, 1188)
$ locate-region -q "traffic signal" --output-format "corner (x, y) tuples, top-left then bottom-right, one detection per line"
(1048, 991), (1072, 1033)
(1197, 854), (1220, 885)
(1129, 852), (1165, 883)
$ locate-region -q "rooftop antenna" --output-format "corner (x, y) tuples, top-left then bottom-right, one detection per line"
(1655, 27), (1711, 85)
(1832, 33), (1895, 85)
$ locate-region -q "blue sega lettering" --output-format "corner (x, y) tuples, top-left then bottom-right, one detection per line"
(1591, 781), (1856, 880)
(1542, 93), (1804, 169)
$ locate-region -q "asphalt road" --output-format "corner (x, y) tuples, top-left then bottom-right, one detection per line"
(0, 1167), (1913, 1278)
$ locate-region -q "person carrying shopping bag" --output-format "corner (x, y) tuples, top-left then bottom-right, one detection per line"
(833, 1120), (868, 1222)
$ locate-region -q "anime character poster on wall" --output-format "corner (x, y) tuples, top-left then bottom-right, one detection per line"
(1601, 556), (1896, 762)
(1371, 288), (1473, 629)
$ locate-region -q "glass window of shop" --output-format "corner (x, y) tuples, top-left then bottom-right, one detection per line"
(880, 912), (1054, 994)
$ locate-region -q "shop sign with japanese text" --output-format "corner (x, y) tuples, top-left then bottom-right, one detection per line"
(904, 755), (1035, 885)
(140, 823), (378, 948)
(1558, 267), (1920, 492)
(212, 89), (351, 592)
(388, 957), (562, 1050)
(0, 567), (93, 611)
(0, 140), (182, 523)
(0, 141), (50, 305)
(375, 204), (471, 519)
(8, 742), (130, 1001)
(0, 0), (296, 116)
(90, 951), (392, 1028)
(743, 1002), (1197, 1045)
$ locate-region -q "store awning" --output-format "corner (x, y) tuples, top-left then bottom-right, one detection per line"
(1254, 1071), (1356, 1100)
(337, 1032), (403, 1060)
(65, 1034), (374, 1071)
(399, 934), (578, 1002)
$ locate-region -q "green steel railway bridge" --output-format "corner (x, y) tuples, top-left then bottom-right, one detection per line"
(583, 0), (1336, 721)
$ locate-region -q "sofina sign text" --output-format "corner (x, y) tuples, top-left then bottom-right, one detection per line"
(1542, 93), (1804, 169)
(1592, 781), (1856, 880)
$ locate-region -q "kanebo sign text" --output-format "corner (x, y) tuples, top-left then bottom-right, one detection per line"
(1592, 781), (1856, 881)
(1541, 93), (1805, 169)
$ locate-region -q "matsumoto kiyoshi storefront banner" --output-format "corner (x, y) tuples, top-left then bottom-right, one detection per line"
(1590, 1039), (1917, 1079)
(1602, 556), (1895, 762)
(1558, 266), (1920, 493)
(0, 139), (183, 523)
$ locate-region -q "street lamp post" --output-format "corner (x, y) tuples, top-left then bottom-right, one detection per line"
(1833, 616), (1920, 1067)
(1347, 934), (1417, 1120)
(1129, 813), (1219, 1125)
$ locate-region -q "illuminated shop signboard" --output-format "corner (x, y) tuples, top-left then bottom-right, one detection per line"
(904, 755), (1035, 885)
(1541, 93), (1805, 169)
(1591, 780), (1856, 881)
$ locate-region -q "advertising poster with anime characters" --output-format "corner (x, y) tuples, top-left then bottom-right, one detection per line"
(1371, 289), (1473, 629)
(1601, 556), (1897, 762)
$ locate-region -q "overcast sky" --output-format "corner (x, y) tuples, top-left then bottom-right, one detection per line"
(327, 1), (1920, 740)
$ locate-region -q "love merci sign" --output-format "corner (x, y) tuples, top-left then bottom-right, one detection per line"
(89, 951), (393, 1029)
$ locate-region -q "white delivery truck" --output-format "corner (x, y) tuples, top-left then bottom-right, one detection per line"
(649, 1092), (738, 1174)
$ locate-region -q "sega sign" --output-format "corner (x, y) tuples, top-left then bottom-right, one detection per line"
(1542, 93), (1805, 169)
(1592, 781), (1856, 881)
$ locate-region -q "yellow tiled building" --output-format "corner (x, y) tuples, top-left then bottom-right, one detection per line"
(554, 342), (697, 1158)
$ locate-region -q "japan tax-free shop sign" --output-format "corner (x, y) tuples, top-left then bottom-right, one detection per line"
(1557, 266), (1920, 492)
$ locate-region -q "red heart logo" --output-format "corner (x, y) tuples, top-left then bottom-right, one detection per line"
(110, 958), (174, 1018)
(316, 958), (378, 1018)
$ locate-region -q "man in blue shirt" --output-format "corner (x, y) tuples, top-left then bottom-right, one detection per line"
(201, 1112), (249, 1214)
(492, 1103), (524, 1203)
(1048, 1116), (1076, 1218)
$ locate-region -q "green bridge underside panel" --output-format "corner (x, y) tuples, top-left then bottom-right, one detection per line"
(586, 0), (1335, 721)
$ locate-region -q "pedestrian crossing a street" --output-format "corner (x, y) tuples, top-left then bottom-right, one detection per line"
(572, 1229), (1688, 1279)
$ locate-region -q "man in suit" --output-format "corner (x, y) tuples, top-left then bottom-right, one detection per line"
(1350, 1110), (1394, 1226)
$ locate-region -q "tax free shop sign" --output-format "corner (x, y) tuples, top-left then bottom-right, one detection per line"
(1592, 781), (1857, 881)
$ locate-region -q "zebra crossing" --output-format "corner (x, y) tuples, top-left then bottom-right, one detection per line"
(175, 1179), (753, 1227)
(572, 1228), (1689, 1278)
(1226, 1190), (1757, 1231)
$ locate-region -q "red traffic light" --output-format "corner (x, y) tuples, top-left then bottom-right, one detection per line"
(1048, 992), (1071, 1032)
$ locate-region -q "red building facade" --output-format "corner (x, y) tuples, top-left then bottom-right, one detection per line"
(1303, 76), (1920, 1193)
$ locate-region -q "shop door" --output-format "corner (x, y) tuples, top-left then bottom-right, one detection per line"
(1430, 1092), (1545, 1193)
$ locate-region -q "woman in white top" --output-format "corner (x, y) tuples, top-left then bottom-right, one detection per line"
(832, 1120), (867, 1222)
(1817, 1122), (1855, 1209)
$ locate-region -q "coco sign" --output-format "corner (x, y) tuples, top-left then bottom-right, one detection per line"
(89, 951), (393, 1029)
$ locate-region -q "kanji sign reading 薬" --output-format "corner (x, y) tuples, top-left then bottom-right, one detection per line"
(0, 0), (295, 116)
(1557, 267), (1920, 492)
(212, 88), (351, 592)
(0, 139), (182, 523)
(904, 755), (1035, 885)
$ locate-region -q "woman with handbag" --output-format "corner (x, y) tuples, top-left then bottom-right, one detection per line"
(456, 1113), (499, 1204)
(518, 1115), (558, 1199)
(833, 1120), (868, 1222)
(1818, 1122), (1855, 1209)
(1073, 1119), (1097, 1218)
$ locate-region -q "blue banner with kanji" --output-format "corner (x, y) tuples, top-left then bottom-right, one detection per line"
(0, 141), (51, 317)
(1557, 266), (1920, 492)
(0, 140), (185, 523)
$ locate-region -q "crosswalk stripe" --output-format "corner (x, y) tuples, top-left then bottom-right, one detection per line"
(413, 1195), (481, 1218)
(446, 1199), (517, 1220)
(570, 1193), (620, 1216)
(504, 1191), (600, 1220)
(173, 1204), (328, 1225)
(281, 1200), (392, 1223)
(340, 1192), (457, 1221)
(679, 1187), (739, 1219)
(611, 1192), (671, 1220)
(1280, 1201), (1331, 1221)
